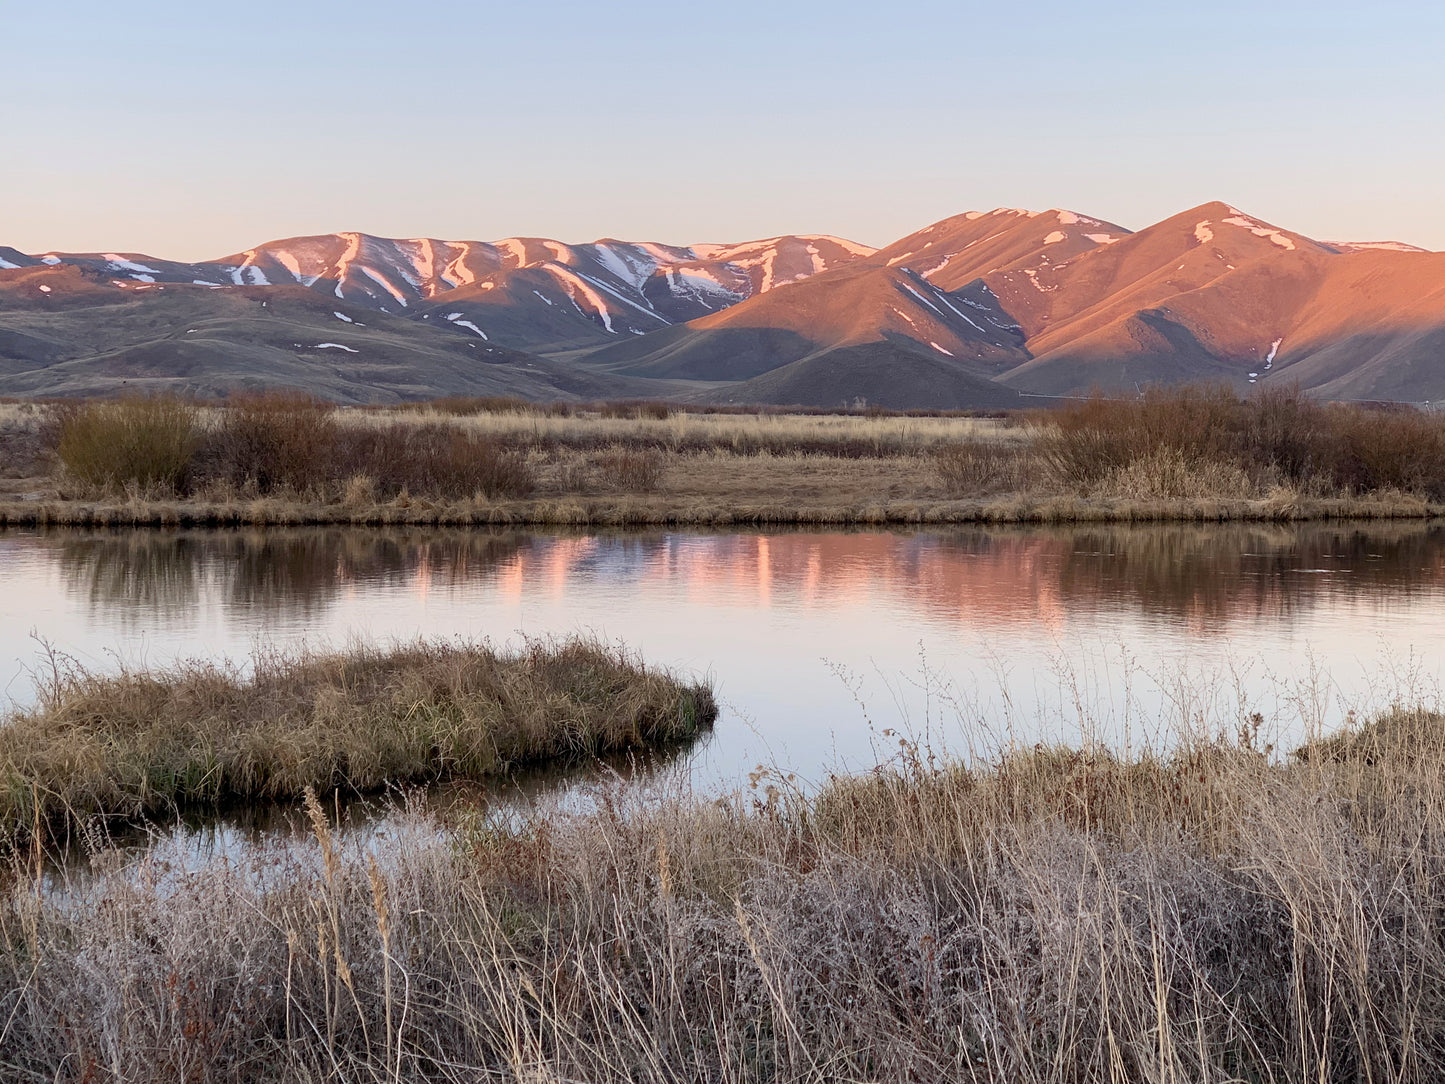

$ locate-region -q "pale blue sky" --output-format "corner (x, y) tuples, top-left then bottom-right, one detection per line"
(3, 0), (1442, 258)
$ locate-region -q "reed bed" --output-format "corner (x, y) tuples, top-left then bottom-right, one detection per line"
(4, 706), (1445, 1080)
(0, 637), (716, 842)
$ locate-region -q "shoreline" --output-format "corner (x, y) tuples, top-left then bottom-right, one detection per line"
(2, 493), (1442, 528)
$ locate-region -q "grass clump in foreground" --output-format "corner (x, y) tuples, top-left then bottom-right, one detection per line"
(0, 637), (716, 841)
(4, 708), (1445, 1080)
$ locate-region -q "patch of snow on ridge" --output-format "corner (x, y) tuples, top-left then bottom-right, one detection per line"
(921, 284), (986, 332)
(494, 238), (529, 265)
(1056, 211), (1081, 225)
(274, 251), (304, 283)
(812, 235), (876, 258)
(1222, 215), (1296, 251)
(1195, 222), (1215, 244)
(1043, 231), (1066, 244)
(104, 254), (160, 275)
(445, 313), (488, 339)
(930, 342), (954, 356)
(314, 343), (358, 352)
(1084, 233), (1119, 245)
(38, 284), (51, 293)
(1328, 240), (1428, 253)
(572, 268), (669, 322)
(1265, 338), (1282, 369)
(900, 280), (945, 317)
(532, 291), (554, 306)
(0, 257), (19, 270)
(593, 244), (656, 292)
(334, 311), (354, 323)
(441, 242), (478, 287)
(130, 274), (156, 283)
(40, 255), (61, 265)
(545, 266), (618, 333)
(360, 266), (407, 305)
(667, 267), (740, 302)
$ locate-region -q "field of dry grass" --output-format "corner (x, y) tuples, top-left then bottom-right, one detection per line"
(5, 704), (1445, 1081)
(1, 389), (1444, 526)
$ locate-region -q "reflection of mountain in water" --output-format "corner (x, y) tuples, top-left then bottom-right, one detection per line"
(39, 523), (1445, 631)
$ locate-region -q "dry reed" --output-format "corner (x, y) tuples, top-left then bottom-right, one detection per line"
(4, 706), (1445, 1080)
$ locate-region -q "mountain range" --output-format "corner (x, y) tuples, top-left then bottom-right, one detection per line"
(2, 202), (1442, 407)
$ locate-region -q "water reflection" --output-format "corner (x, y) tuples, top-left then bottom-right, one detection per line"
(35, 522), (1445, 629)
(5, 522), (1445, 790)
(53, 528), (534, 619)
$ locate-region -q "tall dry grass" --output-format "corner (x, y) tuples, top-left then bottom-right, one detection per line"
(54, 396), (199, 495)
(0, 637), (715, 843)
(5, 706), (1445, 1080)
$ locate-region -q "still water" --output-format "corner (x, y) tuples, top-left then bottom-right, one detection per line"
(4, 523), (1445, 794)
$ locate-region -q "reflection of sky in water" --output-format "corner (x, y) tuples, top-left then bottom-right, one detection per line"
(3, 525), (1445, 793)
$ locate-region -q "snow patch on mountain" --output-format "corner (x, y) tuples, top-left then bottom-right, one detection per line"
(1328, 240), (1429, 253)
(546, 265), (618, 332)
(104, 255), (160, 275)
(445, 312), (488, 339)
(274, 251), (305, 282)
(1222, 216), (1296, 251)
(360, 266), (407, 306)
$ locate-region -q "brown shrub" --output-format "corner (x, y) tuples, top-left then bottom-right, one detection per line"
(335, 423), (534, 499)
(200, 391), (338, 495)
(1330, 404), (1445, 498)
(593, 445), (666, 492)
(1035, 385), (1445, 498)
(54, 396), (198, 495)
(933, 442), (1031, 496)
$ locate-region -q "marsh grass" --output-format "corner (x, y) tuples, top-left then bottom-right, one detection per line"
(5, 705), (1445, 1081)
(0, 637), (715, 842)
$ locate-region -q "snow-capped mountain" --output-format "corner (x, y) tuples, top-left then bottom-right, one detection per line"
(3, 205), (1444, 406)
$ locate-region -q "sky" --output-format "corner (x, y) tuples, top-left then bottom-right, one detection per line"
(3, 0), (1443, 260)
